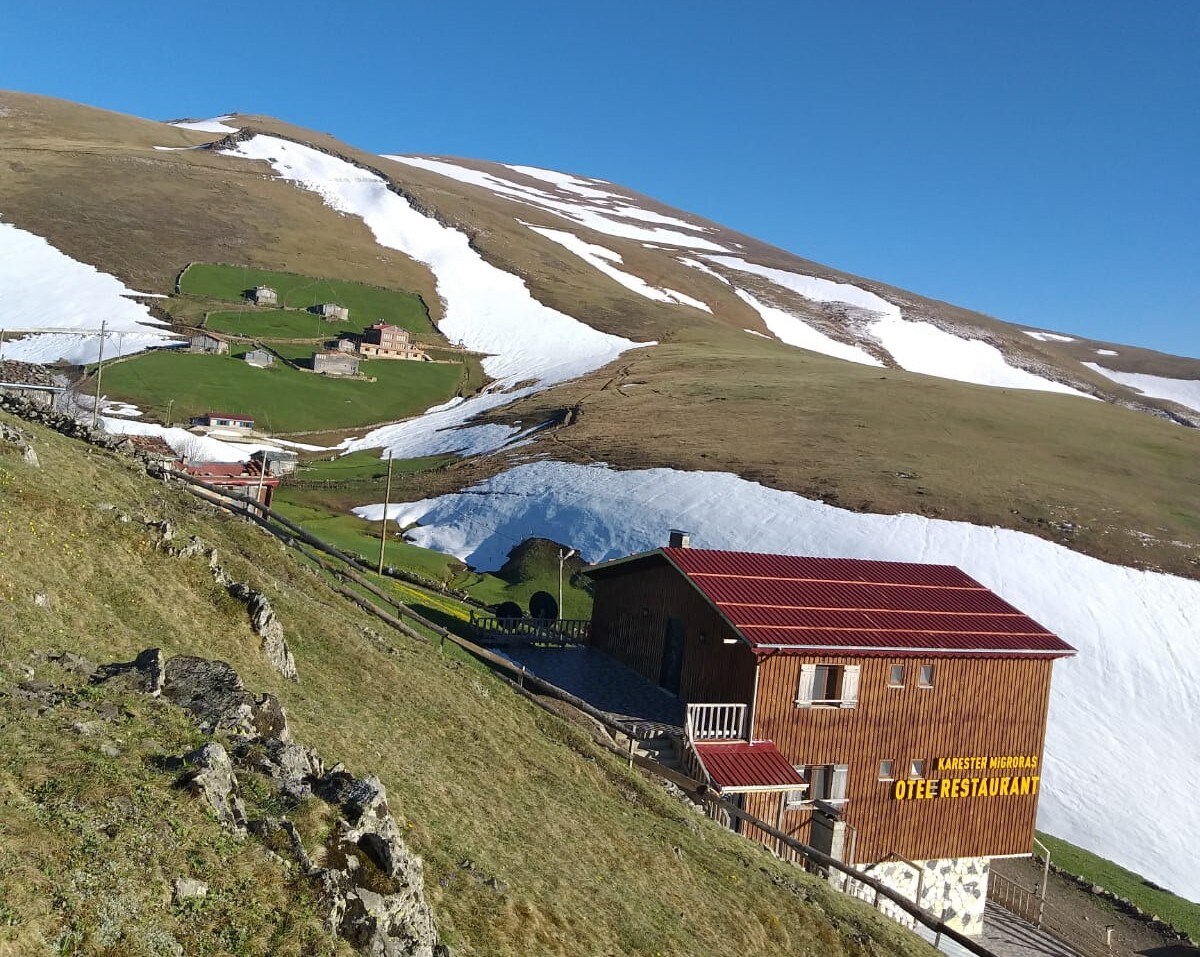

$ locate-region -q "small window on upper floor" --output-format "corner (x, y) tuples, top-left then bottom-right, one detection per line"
(910, 758), (926, 778)
(878, 760), (895, 781)
(796, 663), (860, 709)
(888, 664), (905, 688)
(919, 664), (935, 688)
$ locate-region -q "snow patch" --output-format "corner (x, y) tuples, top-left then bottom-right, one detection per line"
(526, 224), (710, 312)
(734, 289), (881, 367)
(1, 332), (177, 365)
(710, 256), (1092, 397)
(360, 460), (1200, 903)
(1095, 349), (1119, 357)
(391, 156), (728, 251)
(219, 136), (648, 459)
(1022, 331), (1077, 343)
(170, 115), (238, 134)
(1082, 363), (1200, 415)
(744, 329), (772, 339)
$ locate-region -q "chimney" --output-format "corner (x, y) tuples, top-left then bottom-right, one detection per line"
(668, 529), (691, 549)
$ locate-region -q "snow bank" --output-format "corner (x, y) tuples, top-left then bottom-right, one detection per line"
(170, 115), (238, 133)
(101, 418), (254, 462)
(734, 289), (882, 366)
(2, 331), (178, 365)
(219, 136), (649, 460)
(1082, 363), (1200, 414)
(391, 155), (729, 251)
(527, 223), (710, 312)
(1096, 349), (1119, 357)
(706, 256), (1092, 397)
(359, 460), (1200, 903)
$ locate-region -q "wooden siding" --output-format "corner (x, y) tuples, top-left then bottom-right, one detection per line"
(752, 654), (1055, 863)
(589, 563), (756, 708)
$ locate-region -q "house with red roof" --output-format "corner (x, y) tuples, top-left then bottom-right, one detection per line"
(584, 533), (1075, 935)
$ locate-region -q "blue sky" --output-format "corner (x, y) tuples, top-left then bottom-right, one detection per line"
(6, 1), (1198, 356)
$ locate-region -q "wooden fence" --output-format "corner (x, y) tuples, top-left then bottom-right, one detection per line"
(469, 613), (589, 647)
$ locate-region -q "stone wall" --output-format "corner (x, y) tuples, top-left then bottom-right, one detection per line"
(833, 855), (991, 936)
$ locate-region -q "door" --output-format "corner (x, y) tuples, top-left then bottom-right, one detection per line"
(659, 616), (686, 695)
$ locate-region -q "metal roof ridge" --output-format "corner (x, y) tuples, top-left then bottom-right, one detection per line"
(688, 572), (985, 590)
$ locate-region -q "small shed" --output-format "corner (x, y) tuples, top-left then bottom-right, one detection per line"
(332, 338), (357, 353)
(189, 333), (229, 355)
(251, 448), (299, 477)
(244, 349), (275, 369)
(251, 286), (278, 306)
(191, 412), (254, 430)
(313, 352), (360, 377)
(314, 302), (350, 322)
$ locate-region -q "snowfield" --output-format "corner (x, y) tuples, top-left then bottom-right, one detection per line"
(704, 256), (1093, 397)
(219, 136), (650, 459)
(1022, 330), (1076, 343)
(390, 155), (730, 251)
(526, 223), (711, 311)
(358, 460), (1200, 903)
(1081, 363), (1200, 415)
(734, 288), (882, 366)
(0, 221), (178, 363)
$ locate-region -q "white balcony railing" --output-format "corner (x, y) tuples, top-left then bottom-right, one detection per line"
(686, 703), (748, 742)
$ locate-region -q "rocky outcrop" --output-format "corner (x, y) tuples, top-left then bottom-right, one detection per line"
(86, 649), (446, 956)
(0, 419), (39, 466)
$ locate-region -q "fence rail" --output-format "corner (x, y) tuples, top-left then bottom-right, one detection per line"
(469, 613), (590, 647)
(989, 871), (1043, 926)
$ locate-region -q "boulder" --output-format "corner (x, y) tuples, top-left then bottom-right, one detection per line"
(162, 655), (290, 739)
(178, 742), (245, 832)
(91, 648), (164, 696)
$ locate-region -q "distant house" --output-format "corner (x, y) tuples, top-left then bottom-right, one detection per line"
(250, 286), (278, 306)
(244, 349), (275, 369)
(184, 459), (279, 508)
(358, 322), (428, 361)
(251, 448), (298, 477)
(313, 302), (350, 322)
(313, 351), (360, 377)
(332, 338), (357, 353)
(189, 333), (229, 355)
(191, 412), (254, 430)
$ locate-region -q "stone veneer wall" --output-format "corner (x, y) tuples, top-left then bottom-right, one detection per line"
(833, 856), (991, 936)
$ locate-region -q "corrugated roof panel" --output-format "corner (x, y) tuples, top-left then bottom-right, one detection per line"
(657, 547), (1075, 658)
(693, 741), (806, 790)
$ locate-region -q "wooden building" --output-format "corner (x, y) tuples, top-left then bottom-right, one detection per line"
(585, 538), (1075, 934)
(183, 459), (279, 507)
(313, 351), (360, 376)
(188, 332), (229, 355)
(358, 322), (428, 361)
(313, 302), (350, 321)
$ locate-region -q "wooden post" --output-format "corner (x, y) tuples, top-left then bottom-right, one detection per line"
(377, 451), (394, 575)
(627, 735), (635, 769)
(91, 320), (107, 430)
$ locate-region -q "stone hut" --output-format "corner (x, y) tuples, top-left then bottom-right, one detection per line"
(244, 349), (275, 369)
(189, 333), (229, 355)
(251, 286), (278, 306)
(314, 303), (350, 322)
(313, 352), (360, 377)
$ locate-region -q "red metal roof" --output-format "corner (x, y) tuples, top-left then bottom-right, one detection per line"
(659, 548), (1075, 658)
(693, 741), (806, 792)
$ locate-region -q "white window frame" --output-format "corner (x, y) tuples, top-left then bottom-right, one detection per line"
(796, 664), (860, 709)
(878, 759), (895, 781)
(910, 758), (926, 778)
(787, 764), (850, 808)
(918, 663), (935, 689)
(888, 663), (905, 688)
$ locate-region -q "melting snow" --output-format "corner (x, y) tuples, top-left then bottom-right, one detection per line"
(0, 221), (178, 363)
(744, 329), (772, 339)
(219, 136), (648, 459)
(170, 115), (238, 134)
(1022, 331), (1077, 343)
(1081, 363), (1200, 414)
(390, 156), (729, 251)
(734, 289), (882, 366)
(707, 256), (1092, 397)
(358, 460), (1200, 904)
(1095, 349), (1119, 356)
(527, 224), (710, 312)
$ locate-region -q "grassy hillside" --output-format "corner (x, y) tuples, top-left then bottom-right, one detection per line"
(180, 263), (435, 335)
(0, 407), (934, 957)
(99, 347), (465, 433)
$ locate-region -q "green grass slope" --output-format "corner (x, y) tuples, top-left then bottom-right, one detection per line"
(0, 409), (934, 957)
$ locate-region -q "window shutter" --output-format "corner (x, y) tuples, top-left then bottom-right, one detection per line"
(796, 664), (817, 707)
(831, 764), (849, 802)
(840, 665), (860, 708)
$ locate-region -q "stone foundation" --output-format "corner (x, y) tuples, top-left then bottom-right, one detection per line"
(833, 855), (991, 936)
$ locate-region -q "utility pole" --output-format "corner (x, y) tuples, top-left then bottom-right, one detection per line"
(91, 320), (107, 430)
(558, 547), (577, 622)
(377, 451), (394, 575)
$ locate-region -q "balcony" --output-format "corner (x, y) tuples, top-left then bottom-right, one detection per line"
(686, 703), (749, 742)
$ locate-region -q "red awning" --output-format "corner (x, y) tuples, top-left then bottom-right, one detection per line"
(693, 741), (806, 793)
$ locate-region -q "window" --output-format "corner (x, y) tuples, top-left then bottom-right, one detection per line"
(878, 760), (894, 781)
(796, 664), (860, 709)
(910, 759), (926, 778)
(888, 664), (905, 688)
(786, 764), (850, 808)
(919, 664), (935, 688)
